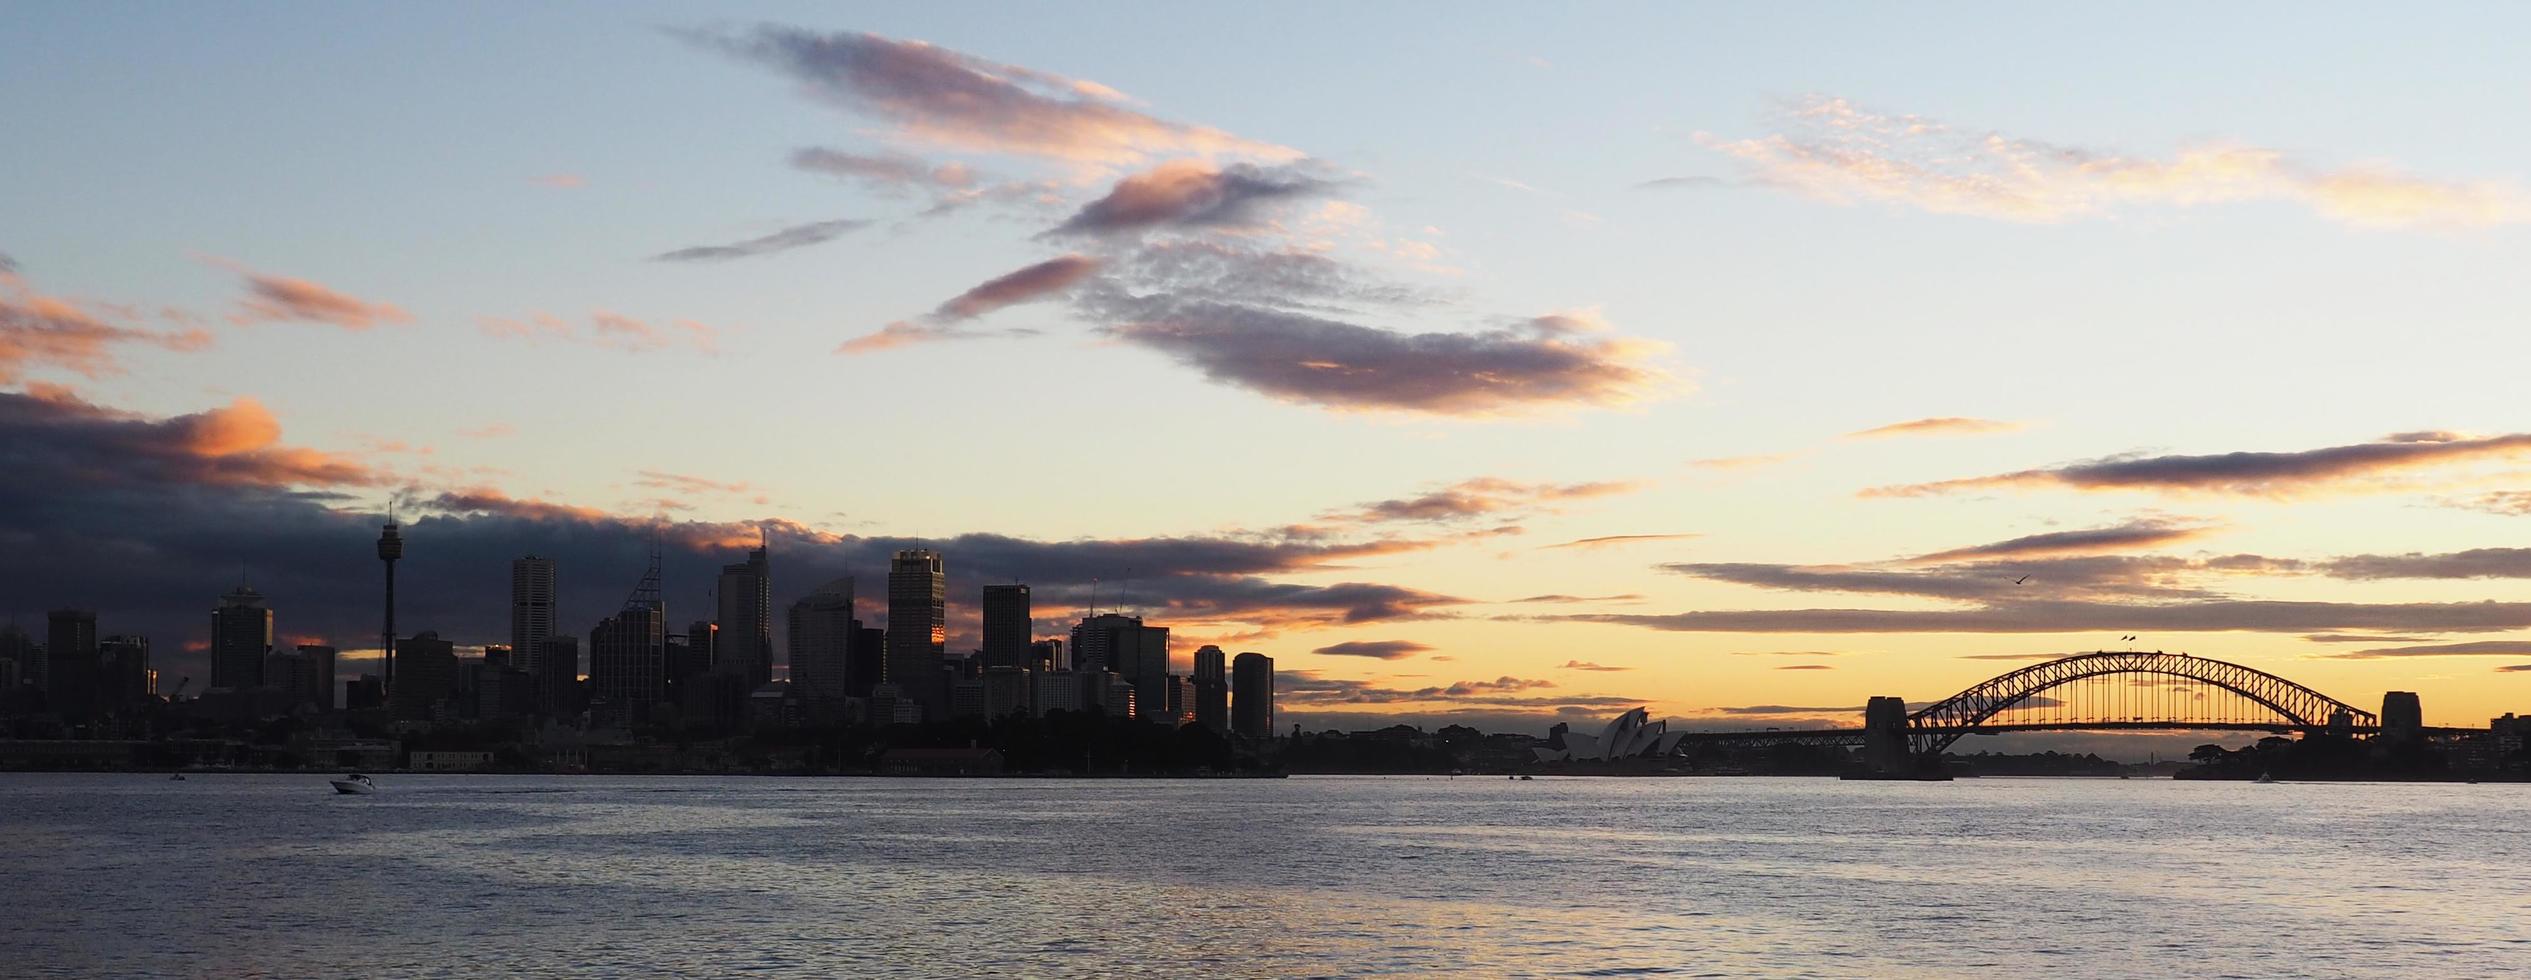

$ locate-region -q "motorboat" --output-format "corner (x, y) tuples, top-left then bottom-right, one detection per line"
(329, 773), (378, 795)
(167, 773), (187, 781)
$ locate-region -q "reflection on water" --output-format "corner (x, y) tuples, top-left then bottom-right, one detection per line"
(3, 774), (2526, 977)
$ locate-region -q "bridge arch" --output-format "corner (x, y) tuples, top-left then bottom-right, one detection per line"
(1906, 651), (2377, 755)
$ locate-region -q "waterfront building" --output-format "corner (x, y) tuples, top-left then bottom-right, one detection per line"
(510, 556), (556, 674)
(788, 578), (855, 709)
(1070, 613), (1168, 721)
(389, 632), (457, 721)
(1193, 645), (1228, 731)
(45, 609), (99, 712)
(1232, 652), (1274, 737)
(207, 589), (269, 691)
(717, 537), (773, 689)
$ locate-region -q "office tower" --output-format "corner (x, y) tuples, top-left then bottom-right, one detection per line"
(263, 647), (308, 706)
(1030, 638), (1065, 672)
(1193, 645), (1229, 731)
(1164, 674), (1192, 726)
(45, 609), (98, 711)
(208, 588), (270, 690)
(787, 578), (854, 706)
(982, 666), (1031, 719)
(589, 549), (668, 716)
(886, 549), (946, 711)
(849, 624), (884, 698)
(100, 636), (153, 706)
(1232, 652), (1274, 737)
(1070, 613), (1168, 721)
(296, 644), (337, 711)
(510, 555), (556, 674)
(377, 509), (403, 693)
(981, 584), (1031, 669)
(535, 635), (580, 717)
(0, 624), (41, 692)
(345, 674), (385, 711)
(716, 534), (772, 688)
(388, 631), (456, 721)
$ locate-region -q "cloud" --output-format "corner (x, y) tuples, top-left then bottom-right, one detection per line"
(528, 174), (585, 189)
(1544, 532), (1698, 550)
(1706, 95), (2531, 228)
(790, 146), (976, 189)
(1311, 640), (1432, 660)
(1956, 653), (2075, 661)
(1688, 453), (1798, 471)
(2321, 548), (2531, 580)
(1559, 660), (1630, 672)
(2454, 491), (2531, 516)
(1906, 519), (2214, 564)
(1506, 593), (1644, 605)
(1, 274), (213, 383)
(1566, 599), (2531, 635)
(2500, 665), (2531, 673)
(635, 470), (757, 497)
(652, 218), (869, 262)
(1777, 664), (1835, 670)
(683, 25), (1294, 165)
(1866, 432), (2531, 498)
(481, 311), (720, 354)
(1327, 476), (1640, 526)
(1732, 650), (1841, 657)
(1047, 160), (1337, 236)
(2318, 640), (2531, 659)
(1099, 300), (1671, 416)
(1847, 416), (2022, 439)
(226, 267), (410, 330)
(837, 254), (1098, 355)
(2302, 633), (2442, 644)
(1661, 556), (2221, 604)
(1278, 671), (1597, 707)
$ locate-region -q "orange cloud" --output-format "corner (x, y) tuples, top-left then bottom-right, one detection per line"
(0, 273), (213, 383)
(224, 265), (411, 329)
(1846, 416), (2023, 439)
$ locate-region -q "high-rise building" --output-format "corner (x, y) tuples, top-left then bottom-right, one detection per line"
(535, 635), (580, 717)
(787, 578), (854, 707)
(716, 536), (773, 689)
(0, 625), (40, 692)
(389, 631), (456, 721)
(45, 609), (98, 711)
(590, 549), (668, 718)
(97, 633), (149, 711)
(849, 624), (884, 698)
(1030, 638), (1065, 672)
(1232, 652), (1274, 737)
(886, 549), (946, 711)
(981, 584), (1031, 669)
(377, 510), (403, 694)
(510, 555), (556, 674)
(296, 643), (337, 710)
(1070, 613), (1168, 721)
(208, 588), (270, 690)
(1193, 645), (1229, 731)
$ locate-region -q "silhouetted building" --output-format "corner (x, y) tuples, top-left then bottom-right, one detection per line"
(389, 632), (456, 722)
(1193, 645), (1228, 731)
(849, 624), (884, 698)
(207, 589), (269, 691)
(1071, 614), (1168, 721)
(717, 536), (773, 689)
(1163, 674), (1193, 725)
(981, 584), (1031, 668)
(0, 625), (41, 692)
(1232, 652), (1274, 737)
(99, 634), (152, 710)
(2382, 691), (2424, 743)
(787, 578), (854, 708)
(982, 666), (1031, 719)
(511, 555), (556, 675)
(263, 645), (328, 712)
(1031, 638), (1065, 672)
(46, 609), (98, 712)
(296, 644), (335, 711)
(377, 512), (403, 694)
(535, 635), (580, 717)
(886, 549), (946, 713)
(949, 675), (986, 720)
(346, 673), (385, 711)
(1031, 669), (1085, 716)
(590, 553), (668, 719)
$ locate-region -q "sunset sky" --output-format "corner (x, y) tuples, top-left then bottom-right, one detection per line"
(8, 4), (2531, 734)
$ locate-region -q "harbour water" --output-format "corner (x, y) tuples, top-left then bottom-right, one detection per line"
(2, 773), (2524, 977)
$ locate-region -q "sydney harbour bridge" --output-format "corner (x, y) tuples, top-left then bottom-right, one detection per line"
(1672, 651), (2467, 777)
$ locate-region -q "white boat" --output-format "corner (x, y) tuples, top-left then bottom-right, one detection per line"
(329, 773), (378, 795)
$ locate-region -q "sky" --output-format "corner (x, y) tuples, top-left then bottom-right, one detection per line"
(7, 3), (2531, 737)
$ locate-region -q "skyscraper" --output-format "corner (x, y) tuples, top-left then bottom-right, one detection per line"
(0, 625), (41, 692)
(296, 643), (336, 710)
(981, 584), (1031, 669)
(787, 577), (854, 706)
(886, 549), (946, 713)
(46, 609), (98, 713)
(590, 547), (668, 718)
(716, 534), (772, 689)
(1232, 651), (1274, 737)
(510, 555), (556, 674)
(100, 635), (152, 707)
(1071, 613), (1168, 721)
(389, 631), (456, 721)
(377, 509), (403, 693)
(208, 588), (270, 690)
(1193, 644), (1229, 731)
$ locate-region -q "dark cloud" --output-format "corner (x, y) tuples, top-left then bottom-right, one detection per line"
(1868, 432), (2531, 498)
(1660, 557), (2219, 603)
(1566, 599), (2531, 635)
(1097, 300), (1669, 416)
(2302, 633), (2443, 644)
(2321, 548), (2531, 580)
(1311, 640), (1432, 660)
(1777, 664), (1835, 670)
(1846, 417), (2021, 439)
(1907, 520), (2213, 564)
(682, 25), (1291, 164)
(1326, 476), (1640, 525)
(653, 218), (869, 262)
(1047, 161), (1336, 237)
(1732, 651), (1841, 657)
(2318, 640), (2531, 659)
(789, 146), (976, 189)
(2499, 665), (2531, 673)
(1278, 671), (1612, 708)
(839, 255), (1099, 355)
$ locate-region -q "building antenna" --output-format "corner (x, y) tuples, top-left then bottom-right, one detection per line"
(1089, 577), (1099, 619)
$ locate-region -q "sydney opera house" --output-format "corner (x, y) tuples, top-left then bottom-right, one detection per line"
(1533, 707), (1686, 763)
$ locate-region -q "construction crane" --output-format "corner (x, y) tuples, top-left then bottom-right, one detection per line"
(168, 676), (190, 701)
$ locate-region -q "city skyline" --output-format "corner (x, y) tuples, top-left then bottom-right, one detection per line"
(10, 4), (2531, 737)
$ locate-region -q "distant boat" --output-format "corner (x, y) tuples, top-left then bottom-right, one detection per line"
(329, 774), (378, 795)
(1518, 775), (1534, 781)
(2254, 772), (2276, 784)
(167, 773), (186, 781)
